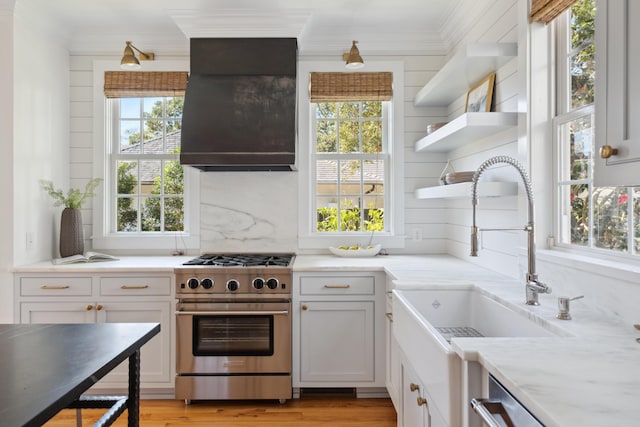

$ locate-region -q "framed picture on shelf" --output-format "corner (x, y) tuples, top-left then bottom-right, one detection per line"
(465, 72), (496, 112)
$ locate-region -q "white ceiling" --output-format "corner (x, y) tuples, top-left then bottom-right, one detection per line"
(16, 0), (471, 56)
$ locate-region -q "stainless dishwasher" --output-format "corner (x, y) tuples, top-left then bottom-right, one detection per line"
(471, 375), (544, 427)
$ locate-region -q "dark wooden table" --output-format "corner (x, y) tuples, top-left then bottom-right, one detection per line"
(0, 322), (160, 427)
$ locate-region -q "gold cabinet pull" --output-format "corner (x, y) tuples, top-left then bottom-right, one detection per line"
(323, 285), (350, 289)
(40, 285), (70, 290)
(120, 285), (149, 289)
(86, 305), (94, 311)
(417, 397), (428, 406)
(410, 383), (419, 392)
(599, 144), (619, 159)
(301, 304), (308, 311)
(385, 313), (393, 322)
(96, 304), (103, 311)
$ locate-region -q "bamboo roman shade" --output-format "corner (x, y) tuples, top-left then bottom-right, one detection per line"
(530, 0), (578, 24)
(309, 72), (393, 102)
(103, 71), (188, 98)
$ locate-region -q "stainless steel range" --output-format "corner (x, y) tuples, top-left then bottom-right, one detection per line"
(174, 253), (294, 404)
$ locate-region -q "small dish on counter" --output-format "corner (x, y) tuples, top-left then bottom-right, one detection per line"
(329, 244), (382, 257)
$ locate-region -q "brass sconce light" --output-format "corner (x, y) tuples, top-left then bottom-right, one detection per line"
(120, 41), (155, 70)
(342, 40), (364, 69)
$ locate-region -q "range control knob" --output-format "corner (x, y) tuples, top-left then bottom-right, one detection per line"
(266, 278), (279, 289)
(187, 278), (199, 289)
(227, 279), (240, 292)
(201, 278), (214, 289)
(253, 278), (265, 290)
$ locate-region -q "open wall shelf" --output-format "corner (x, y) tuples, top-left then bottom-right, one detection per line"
(415, 112), (518, 153)
(414, 42), (518, 107)
(415, 182), (518, 199)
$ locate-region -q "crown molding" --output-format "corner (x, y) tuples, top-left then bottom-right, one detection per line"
(168, 9), (311, 40)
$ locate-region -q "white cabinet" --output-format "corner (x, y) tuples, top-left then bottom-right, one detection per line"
(385, 277), (401, 410)
(400, 356), (448, 427)
(402, 362), (430, 427)
(299, 300), (374, 382)
(292, 271), (386, 394)
(14, 273), (174, 393)
(397, 358), (453, 427)
(594, 0), (640, 186)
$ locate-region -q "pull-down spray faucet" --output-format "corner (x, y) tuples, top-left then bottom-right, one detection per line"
(470, 155), (551, 305)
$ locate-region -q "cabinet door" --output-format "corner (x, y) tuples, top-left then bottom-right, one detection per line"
(595, 0), (640, 186)
(402, 363), (430, 427)
(96, 301), (172, 384)
(20, 302), (96, 324)
(386, 293), (401, 410)
(299, 301), (374, 382)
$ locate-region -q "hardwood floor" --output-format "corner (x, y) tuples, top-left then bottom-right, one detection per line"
(44, 396), (397, 426)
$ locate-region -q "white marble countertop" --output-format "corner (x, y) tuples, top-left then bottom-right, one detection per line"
(294, 254), (640, 426)
(13, 253), (640, 425)
(452, 336), (640, 427)
(12, 256), (193, 273)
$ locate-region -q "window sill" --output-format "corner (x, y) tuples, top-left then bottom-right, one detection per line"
(298, 234), (406, 250)
(537, 248), (640, 283)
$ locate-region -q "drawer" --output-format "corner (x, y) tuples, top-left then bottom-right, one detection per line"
(99, 276), (171, 296)
(300, 276), (375, 295)
(20, 277), (92, 296)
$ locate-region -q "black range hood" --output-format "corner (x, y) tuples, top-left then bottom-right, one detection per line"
(180, 38), (297, 171)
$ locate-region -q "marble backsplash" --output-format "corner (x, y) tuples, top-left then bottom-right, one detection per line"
(199, 172), (299, 253)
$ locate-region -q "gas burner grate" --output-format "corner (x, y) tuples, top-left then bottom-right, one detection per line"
(183, 254), (294, 267)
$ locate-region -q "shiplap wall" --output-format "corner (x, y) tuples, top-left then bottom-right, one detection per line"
(415, 0), (524, 277)
(68, 53), (451, 255)
(67, 0), (522, 267)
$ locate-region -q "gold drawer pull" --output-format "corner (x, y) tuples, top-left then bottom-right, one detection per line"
(323, 285), (350, 289)
(40, 285), (70, 290)
(410, 383), (419, 392)
(86, 305), (94, 311)
(417, 397), (428, 406)
(386, 313), (393, 322)
(120, 285), (150, 289)
(96, 304), (103, 311)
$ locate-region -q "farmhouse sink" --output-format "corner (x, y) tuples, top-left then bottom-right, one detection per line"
(392, 285), (561, 427)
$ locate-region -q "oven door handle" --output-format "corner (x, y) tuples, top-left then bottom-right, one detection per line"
(175, 310), (289, 316)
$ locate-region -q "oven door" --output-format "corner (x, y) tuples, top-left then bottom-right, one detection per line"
(176, 300), (291, 374)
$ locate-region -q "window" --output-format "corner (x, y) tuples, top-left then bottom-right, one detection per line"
(312, 100), (387, 233)
(555, 0), (640, 255)
(111, 96), (184, 232)
(93, 64), (199, 252)
(297, 63), (404, 249)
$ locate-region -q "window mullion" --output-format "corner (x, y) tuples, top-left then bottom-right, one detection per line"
(587, 181), (594, 248)
(628, 188), (635, 255)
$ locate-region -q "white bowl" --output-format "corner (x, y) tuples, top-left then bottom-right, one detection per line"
(329, 244), (382, 257)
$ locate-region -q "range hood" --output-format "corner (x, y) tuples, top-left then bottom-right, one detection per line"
(180, 38), (298, 171)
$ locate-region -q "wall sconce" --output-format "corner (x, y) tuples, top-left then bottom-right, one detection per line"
(342, 40), (364, 69)
(120, 41), (155, 70)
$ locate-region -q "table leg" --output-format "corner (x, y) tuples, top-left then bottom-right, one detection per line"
(127, 349), (141, 426)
